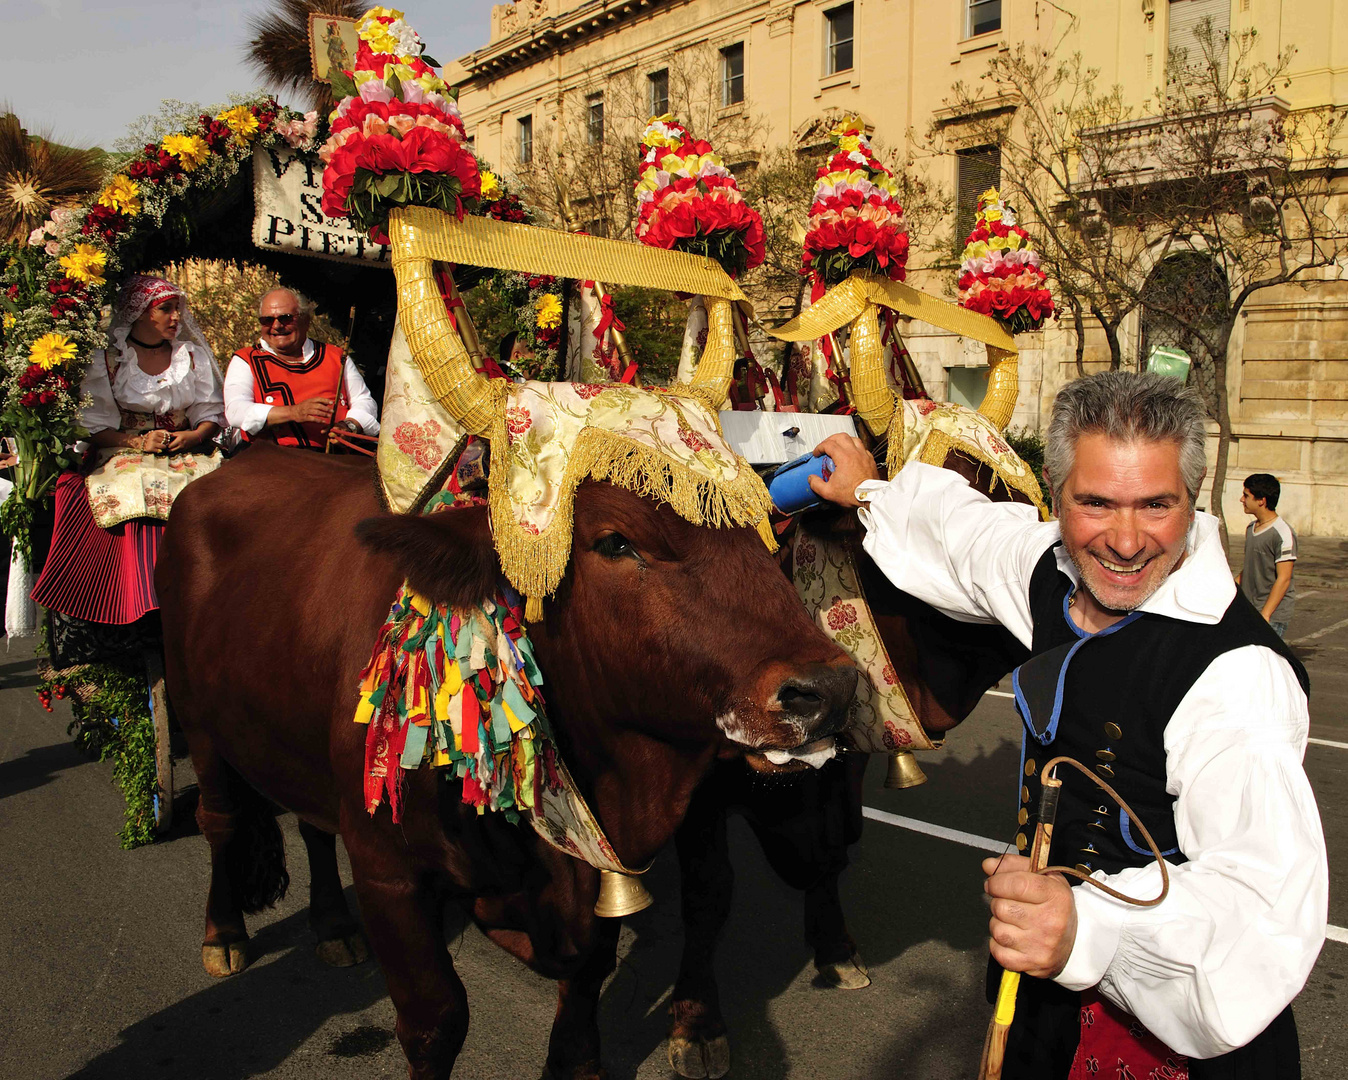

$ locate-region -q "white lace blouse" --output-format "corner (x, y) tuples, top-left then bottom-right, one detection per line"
(80, 328), (225, 434)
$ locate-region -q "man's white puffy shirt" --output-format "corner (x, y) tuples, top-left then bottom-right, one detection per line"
(222, 338), (380, 436)
(856, 463), (1327, 1059)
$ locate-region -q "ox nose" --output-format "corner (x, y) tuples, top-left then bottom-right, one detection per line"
(776, 662), (858, 739)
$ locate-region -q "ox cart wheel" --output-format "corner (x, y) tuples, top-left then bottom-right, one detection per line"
(143, 647), (174, 835)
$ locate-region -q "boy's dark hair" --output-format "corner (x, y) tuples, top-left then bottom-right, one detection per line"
(1244, 473), (1280, 510)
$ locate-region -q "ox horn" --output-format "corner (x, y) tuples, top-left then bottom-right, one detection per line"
(682, 296), (737, 408)
(977, 347), (1019, 431)
(390, 219), (497, 437)
(847, 299), (896, 438)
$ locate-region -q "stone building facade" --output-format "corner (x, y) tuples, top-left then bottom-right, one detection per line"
(451, 0), (1348, 534)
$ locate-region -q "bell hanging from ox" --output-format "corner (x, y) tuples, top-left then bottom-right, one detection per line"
(594, 869), (654, 918)
(884, 750), (927, 789)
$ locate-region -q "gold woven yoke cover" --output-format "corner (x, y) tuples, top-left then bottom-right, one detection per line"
(487, 380), (773, 604)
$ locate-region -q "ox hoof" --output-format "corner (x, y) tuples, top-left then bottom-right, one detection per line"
(315, 932), (371, 968)
(201, 941), (249, 978)
(667, 1033), (730, 1079)
(815, 950), (871, 990)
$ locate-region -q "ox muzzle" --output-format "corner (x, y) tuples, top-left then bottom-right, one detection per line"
(722, 658), (858, 774)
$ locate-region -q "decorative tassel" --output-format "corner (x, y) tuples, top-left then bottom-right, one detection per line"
(757, 517), (779, 553)
(525, 594), (544, 622)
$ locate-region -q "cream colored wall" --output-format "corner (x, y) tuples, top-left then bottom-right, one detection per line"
(457, 0), (1348, 532)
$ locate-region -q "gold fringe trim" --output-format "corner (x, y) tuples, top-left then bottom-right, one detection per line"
(390, 206), (746, 301)
(487, 413), (776, 602)
(909, 426), (1048, 517)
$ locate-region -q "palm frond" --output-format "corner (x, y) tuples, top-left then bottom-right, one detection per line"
(245, 0), (367, 114)
(0, 110), (106, 243)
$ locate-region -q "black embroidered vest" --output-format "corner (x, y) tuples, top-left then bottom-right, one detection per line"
(999, 544), (1309, 1079)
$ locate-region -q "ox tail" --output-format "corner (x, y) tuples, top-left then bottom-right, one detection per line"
(229, 788), (291, 914)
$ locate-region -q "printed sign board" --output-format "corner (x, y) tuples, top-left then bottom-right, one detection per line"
(251, 146), (391, 267)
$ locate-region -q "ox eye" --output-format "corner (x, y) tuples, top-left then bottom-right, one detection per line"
(594, 532), (635, 560)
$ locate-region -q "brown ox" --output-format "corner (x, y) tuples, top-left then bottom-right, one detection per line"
(156, 442), (856, 1080)
(666, 449), (1032, 1079)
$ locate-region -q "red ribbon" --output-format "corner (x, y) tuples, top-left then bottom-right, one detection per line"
(593, 291), (626, 345)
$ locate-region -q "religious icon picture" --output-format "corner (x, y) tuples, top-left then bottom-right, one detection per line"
(308, 12), (359, 83)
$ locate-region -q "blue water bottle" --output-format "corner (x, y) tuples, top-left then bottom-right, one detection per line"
(769, 453), (835, 514)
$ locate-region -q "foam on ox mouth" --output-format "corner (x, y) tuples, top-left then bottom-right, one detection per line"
(761, 737), (838, 770)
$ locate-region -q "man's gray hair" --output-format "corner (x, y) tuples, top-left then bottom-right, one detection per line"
(1044, 371), (1208, 505)
(258, 287), (315, 317)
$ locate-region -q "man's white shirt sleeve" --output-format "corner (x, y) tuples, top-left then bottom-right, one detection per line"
(1056, 645), (1326, 1058)
(856, 463), (1057, 648)
(223, 355), (272, 434)
(342, 358), (380, 435)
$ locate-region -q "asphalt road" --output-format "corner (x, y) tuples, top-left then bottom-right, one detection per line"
(2, 579), (1345, 1079)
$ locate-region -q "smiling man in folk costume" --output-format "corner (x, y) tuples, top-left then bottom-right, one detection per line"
(813, 372), (1326, 1078)
(223, 287), (380, 450)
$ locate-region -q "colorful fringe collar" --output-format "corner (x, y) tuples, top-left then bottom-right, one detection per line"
(355, 579), (645, 874)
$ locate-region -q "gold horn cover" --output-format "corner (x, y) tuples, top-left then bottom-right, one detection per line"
(847, 300), (896, 437)
(682, 296), (737, 409)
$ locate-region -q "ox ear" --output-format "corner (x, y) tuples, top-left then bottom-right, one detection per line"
(355, 505), (500, 608)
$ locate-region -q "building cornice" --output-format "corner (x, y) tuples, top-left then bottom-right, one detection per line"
(456, 0), (677, 84)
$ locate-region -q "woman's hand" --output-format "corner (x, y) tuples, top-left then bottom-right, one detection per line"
(136, 429), (173, 454)
(164, 430), (200, 453)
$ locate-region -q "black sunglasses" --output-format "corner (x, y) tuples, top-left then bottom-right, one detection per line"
(258, 313), (300, 327)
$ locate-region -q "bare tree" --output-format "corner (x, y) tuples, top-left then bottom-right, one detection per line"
(512, 45), (765, 240)
(941, 23), (1347, 539)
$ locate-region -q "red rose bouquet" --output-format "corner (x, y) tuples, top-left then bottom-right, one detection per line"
(319, 7), (480, 238)
(957, 188), (1054, 334)
(801, 117), (909, 299)
(633, 116), (764, 279)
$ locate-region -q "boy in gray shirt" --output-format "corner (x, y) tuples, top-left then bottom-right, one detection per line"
(1236, 473), (1297, 638)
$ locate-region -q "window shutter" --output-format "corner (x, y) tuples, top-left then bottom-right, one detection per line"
(956, 147), (1001, 244)
(1168, 0), (1229, 78)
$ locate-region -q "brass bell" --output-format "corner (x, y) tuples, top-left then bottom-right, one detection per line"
(884, 750), (927, 789)
(594, 869), (654, 918)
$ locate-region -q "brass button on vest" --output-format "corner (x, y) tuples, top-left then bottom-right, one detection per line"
(1018, 808), (1028, 825)
(1096, 763), (1115, 779)
(1104, 722), (1123, 740)
(1015, 833), (1027, 851)
(1096, 749), (1116, 763)
(1024, 759), (1036, 777)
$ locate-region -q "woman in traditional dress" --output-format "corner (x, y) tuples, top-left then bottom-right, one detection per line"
(32, 275), (225, 627)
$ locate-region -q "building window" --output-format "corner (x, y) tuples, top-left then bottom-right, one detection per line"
(721, 43), (745, 106)
(947, 366), (990, 409)
(648, 69), (669, 117)
(826, 4), (854, 75)
(586, 93), (604, 145)
(956, 146), (1001, 242)
(517, 115), (533, 165)
(966, 0), (1001, 37)
(1168, 0), (1230, 77)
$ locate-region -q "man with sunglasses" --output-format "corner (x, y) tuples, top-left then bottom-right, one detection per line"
(223, 288), (379, 450)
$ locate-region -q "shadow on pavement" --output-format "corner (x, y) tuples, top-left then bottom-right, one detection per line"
(68, 906), (392, 1080)
(0, 740), (84, 800)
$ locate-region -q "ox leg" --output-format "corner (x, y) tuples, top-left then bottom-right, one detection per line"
(347, 835), (468, 1079)
(668, 783), (733, 1080)
(541, 915), (621, 1080)
(747, 753), (870, 990)
(297, 820), (370, 968)
(192, 748), (289, 979)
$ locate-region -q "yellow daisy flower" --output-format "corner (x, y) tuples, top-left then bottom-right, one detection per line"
(162, 133), (210, 171)
(97, 175), (141, 216)
(29, 332), (78, 370)
(58, 243), (108, 286)
(536, 293), (563, 330)
(216, 106), (260, 142)
(2, 313), (14, 331)
(480, 171), (500, 199)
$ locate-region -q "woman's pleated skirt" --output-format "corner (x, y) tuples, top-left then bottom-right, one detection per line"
(31, 471), (163, 624)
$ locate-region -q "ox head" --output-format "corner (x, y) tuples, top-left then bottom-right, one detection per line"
(357, 486), (857, 772)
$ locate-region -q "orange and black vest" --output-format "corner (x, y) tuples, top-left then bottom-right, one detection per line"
(236, 342), (350, 451)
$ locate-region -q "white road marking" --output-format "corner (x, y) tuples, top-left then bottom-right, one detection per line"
(863, 806), (1348, 945)
(1309, 737), (1348, 751)
(862, 806), (1005, 853)
(1289, 616), (1348, 645)
(985, 690), (1015, 699)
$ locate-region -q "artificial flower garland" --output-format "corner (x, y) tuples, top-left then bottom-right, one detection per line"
(956, 187), (1054, 333)
(633, 115), (764, 279)
(801, 116), (909, 300)
(0, 94), (319, 568)
(319, 7), (480, 240)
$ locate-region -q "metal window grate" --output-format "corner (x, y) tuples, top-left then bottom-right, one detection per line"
(827, 4), (854, 75)
(721, 43), (745, 106)
(956, 146), (1001, 244)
